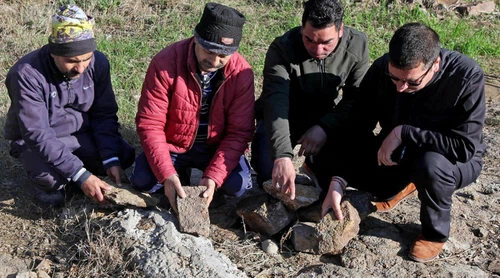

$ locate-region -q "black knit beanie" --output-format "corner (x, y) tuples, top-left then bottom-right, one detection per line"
(194, 3), (246, 55)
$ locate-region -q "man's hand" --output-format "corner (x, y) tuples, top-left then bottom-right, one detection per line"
(106, 165), (129, 187)
(297, 125), (327, 157)
(200, 177), (217, 206)
(81, 174), (112, 204)
(272, 157), (296, 200)
(378, 126), (403, 166)
(321, 177), (345, 220)
(163, 174), (187, 213)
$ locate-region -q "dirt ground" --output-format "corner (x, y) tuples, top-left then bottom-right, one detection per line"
(1, 78), (499, 277)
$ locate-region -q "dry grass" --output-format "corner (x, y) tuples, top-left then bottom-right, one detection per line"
(58, 202), (141, 277)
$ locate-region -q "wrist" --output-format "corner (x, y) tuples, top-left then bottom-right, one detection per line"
(330, 176), (347, 192)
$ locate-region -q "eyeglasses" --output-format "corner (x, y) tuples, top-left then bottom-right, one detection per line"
(385, 64), (433, 87)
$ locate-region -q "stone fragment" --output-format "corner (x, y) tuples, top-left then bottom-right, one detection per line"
(317, 200), (360, 254)
(261, 239), (279, 254)
(236, 194), (295, 236)
(177, 186), (210, 237)
(35, 259), (52, 273)
(263, 180), (321, 210)
(102, 180), (159, 208)
(345, 190), (375, 220)
(36, 271), (51, 278)
(297, 202), (322, 223)
(456, 1), (495, 15)
(292, 222), (320, 253)
(292, 200), (361, 254)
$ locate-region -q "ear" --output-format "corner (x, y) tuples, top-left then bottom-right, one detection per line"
(433, 56), (441, 72)
(338, 23), (344, 38)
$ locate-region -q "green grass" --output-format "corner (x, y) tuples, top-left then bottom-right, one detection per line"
(1, 0), (499, 132)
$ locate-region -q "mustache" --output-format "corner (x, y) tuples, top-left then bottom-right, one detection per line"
(201, 59), (224, 69)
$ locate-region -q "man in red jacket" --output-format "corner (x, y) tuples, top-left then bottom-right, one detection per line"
(131, 3), (255, 211)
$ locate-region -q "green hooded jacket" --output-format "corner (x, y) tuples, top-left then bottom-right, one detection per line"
(256, 25), (369, 160)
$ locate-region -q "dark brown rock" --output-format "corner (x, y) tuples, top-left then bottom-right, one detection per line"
(263, 180), (321, 211)
(291, 222), (320, 253)
(177, 186), (210, 237)
(297, 201), (322, 223)
(236, 194), (295, 236)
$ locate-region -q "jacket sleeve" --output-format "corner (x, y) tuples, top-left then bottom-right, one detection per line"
(8, 70), (83, 178)
(401, 69), (485, 163)
(204, 67), (255, 187)
(260, 42), (294, 160)
(136, 58), (176, 183)
(319, 36), (370, 137)
(88, 53), (123, 162)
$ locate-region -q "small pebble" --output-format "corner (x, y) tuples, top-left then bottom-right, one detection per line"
(261, 239), (279, 254)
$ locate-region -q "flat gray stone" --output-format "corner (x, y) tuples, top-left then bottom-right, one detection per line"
(103, 180), (159, 208)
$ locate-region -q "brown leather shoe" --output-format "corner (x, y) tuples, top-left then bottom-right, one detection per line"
(409, 233), (445, 262)
(374, 182), (417, 212)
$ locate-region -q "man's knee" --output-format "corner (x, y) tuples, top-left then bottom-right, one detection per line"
(28, 171), (68, 191)
(413, 152), (456, 187)
(129, 153), (157, 191)
(222, 156), (252, 197)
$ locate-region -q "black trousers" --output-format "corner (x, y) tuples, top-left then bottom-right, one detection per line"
(316, 133), (483, 242)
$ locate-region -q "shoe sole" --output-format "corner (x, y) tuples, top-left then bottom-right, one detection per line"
(408, 252), (439, 263)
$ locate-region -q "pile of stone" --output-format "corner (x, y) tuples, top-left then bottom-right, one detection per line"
(236, 179), (375, 255)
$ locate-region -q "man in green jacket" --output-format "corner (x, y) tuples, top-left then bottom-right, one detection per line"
(251, 0), (369, 199)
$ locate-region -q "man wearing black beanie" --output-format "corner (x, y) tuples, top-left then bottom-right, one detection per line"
(131, 3), (255, 212)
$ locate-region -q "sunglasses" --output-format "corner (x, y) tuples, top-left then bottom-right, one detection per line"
(385, 64), (433, 87)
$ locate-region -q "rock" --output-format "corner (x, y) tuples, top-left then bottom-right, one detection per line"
(36, 270), (51, 278)
(316, 200), (361, 254)
(261, 239), (279, 254)
(236, 194), (295, 236)
(263, 180), (321, 210)
(488, 258), (500, 274)
(345, 190), (375, 220)
(297, 202), (322, 223)
(177, 186), (210, 237)
(456, 1), (496, 15)
(35, 259), (52, 273)
(473, 227), (488, 237)
(292, 200), (361, 254)
(103, 181), (159, 208)
(111, 209), (247, 277)
(291, 222), (320, 253)
(0, 254), (30, 277)
(14, 272), (37, 278)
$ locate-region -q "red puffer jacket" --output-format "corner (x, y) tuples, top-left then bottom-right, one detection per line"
(136, 37), (255, 187)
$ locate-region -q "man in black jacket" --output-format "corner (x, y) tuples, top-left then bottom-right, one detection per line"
(322, 23), (485, 262)
(251, 0), (369, 199)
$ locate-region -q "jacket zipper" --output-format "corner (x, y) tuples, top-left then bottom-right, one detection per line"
(319, 59), (325, 91)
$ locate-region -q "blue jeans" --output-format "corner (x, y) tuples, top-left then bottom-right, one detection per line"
(130, 143), (252, 197)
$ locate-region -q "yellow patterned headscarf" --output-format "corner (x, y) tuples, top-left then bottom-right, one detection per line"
(48, 5), (96, 56)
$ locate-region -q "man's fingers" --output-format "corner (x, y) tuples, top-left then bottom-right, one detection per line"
(333, 201), (344, 220)
(289, 180), (296, 200)
(298, 145), (305, 157)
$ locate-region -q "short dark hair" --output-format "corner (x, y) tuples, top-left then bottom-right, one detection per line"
(301, 0), (344, 30)
(389, 22), (440, 70)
